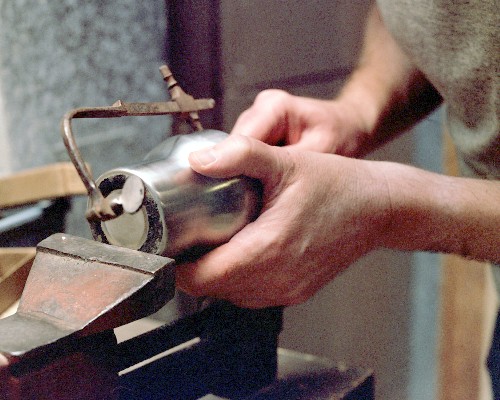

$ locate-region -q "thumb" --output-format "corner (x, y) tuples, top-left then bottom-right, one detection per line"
(188, 135), (290, 183)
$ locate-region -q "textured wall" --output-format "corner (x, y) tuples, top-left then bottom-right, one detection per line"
(0, 0), (171, 236)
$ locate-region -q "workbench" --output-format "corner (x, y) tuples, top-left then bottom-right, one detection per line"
(1, 301), (373, 399)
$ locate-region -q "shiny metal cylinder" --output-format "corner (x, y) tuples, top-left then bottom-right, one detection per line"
(88, 130), (261, 258)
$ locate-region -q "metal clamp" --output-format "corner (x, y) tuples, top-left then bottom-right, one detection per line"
(60, 65), (215, 222)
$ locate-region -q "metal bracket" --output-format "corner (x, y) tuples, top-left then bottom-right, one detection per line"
(60, 65), (215, 222)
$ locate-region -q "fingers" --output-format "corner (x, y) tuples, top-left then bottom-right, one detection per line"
(175, 230), (261, 298)
(231, 89), (293, 144)
(230, 89), (346, 154)
(175, 217), (296, 308)
(175, 240), (330, 309)
(188, 134), (292, 184)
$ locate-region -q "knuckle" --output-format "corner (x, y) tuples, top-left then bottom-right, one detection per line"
(233, 91), (286, 128)
(255, 89), (290, 105)
(235, 107), (253, 124)
(228, 134), (255, 158)
(285, 290), (311, 306)
(178, 282), (205, 298)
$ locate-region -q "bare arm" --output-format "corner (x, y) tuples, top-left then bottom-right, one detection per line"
(231, 5), (442, 157)
(174, 5), (497, 308)
(380, 163), (500, 263)
(335, 5), (442, 156)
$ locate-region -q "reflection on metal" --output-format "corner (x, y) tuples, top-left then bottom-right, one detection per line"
(89, 130), (262, 258)
(0, 233), (174, 359)
(61, 65), (215, 222)
(0, 201), (52, 234)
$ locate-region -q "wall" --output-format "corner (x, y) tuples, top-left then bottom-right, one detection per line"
(0, 0), (171, 238)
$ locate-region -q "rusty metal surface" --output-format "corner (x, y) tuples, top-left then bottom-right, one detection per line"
(0, 233), (175, 360)
(60, 65), (215, 222)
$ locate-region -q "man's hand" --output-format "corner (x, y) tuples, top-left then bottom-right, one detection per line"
(176, 135), (500, 308)
(230, 5), (441, 160)
(231, 89), (368, 157)
(175, 135), (391, 308)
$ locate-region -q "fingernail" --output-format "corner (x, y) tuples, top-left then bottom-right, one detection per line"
(192, 149), (217, 166)
(0, 354), (8, 367)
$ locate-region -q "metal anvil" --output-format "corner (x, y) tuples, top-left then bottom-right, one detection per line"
(0, 66), (282, 399)
(0, 233), (175, 359)
(0, 233), (283, 400)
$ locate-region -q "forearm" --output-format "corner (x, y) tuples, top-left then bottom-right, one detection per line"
(381, 163), (500, 263)
(335, 5), (442, 157)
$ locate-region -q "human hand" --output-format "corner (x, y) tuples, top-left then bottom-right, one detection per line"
(231, 90), (369, 157)
(175, 135), (391, 308)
